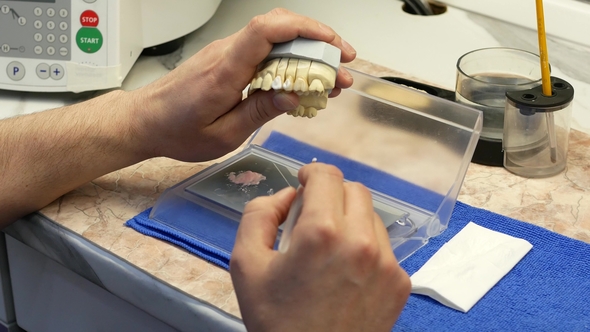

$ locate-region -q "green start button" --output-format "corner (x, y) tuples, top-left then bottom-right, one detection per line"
(76, 27), (103, 53)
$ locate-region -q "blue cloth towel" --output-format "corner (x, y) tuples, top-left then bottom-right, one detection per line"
(126, 132), (590, 331)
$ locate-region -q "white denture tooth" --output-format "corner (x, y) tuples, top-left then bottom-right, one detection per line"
(284, 58), (298, 90)
(275, 58), (288, 86)
(251, 77), (262, 90)
(271, 76), (283, 90)
(297, 105), (305, 117)
(261, 73), (273, 91)
(304, 107), (318, 118)
(293, 77), (308, 94)
(307, 107), (318, 118)
(247, 80), (255, 95)
(295, 59), (311, 92)
(261, 58), (280, 75)
(308, 61), (337, 91)
(283, 77), (293, 91)
(309, 79), (325, 94)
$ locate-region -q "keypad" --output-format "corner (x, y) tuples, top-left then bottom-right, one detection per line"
(0, 1), (71, 61)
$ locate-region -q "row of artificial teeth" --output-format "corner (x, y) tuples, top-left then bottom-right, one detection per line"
(250, 74), (330, 97)
(249, 58), (336, 97)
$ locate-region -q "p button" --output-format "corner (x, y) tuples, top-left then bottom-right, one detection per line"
(7, 61), (25, 81)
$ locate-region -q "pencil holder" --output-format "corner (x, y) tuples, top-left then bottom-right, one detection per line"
(502, 77), (574, 178)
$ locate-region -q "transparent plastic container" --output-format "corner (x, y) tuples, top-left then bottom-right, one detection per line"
(150, 69), (482, 262)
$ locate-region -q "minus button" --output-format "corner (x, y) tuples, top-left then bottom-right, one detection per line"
(36, 63), (50, 79)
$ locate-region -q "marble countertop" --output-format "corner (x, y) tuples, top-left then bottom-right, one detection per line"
(31, 57), (590, 318)
(1, 0), (590, 325)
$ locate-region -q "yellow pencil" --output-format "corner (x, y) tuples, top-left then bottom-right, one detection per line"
(535, 0), (557, 162)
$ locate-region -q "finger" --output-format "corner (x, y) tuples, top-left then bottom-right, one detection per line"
(342, 182), (376, 237)
(228, 8), (356, 68)
(216, 90), (299, 141)
(328, 88), (341, 98)
(335, 67), (354, 90)
(235, 187), (297, 253)
(329, 68), (354, 98)
(296, 163), (345, 227)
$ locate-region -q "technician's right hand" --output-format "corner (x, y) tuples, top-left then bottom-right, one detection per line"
(230, 163), (411, 332)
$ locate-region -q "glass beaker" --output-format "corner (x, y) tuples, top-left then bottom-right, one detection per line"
(456, 48), (543, 165)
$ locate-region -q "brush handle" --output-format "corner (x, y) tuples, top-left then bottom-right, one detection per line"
(535, 0), (552, 96)
(278, 185), (304, 253)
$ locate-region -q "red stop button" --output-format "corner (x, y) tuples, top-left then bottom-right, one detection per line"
(80, 10), (99, 27)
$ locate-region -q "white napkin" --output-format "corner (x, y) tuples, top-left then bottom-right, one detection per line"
(410, 222), (533, 313)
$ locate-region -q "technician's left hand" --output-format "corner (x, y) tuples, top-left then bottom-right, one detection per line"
(128, 8), (356, 162)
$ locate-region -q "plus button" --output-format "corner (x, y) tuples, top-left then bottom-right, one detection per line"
(49, 64), (64, 80)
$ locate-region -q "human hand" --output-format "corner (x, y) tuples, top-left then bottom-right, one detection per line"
(230, 163), (411, 332)
(129, 8), (356, 162)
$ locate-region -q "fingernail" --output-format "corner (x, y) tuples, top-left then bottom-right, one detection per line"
(272, 92), (299, 111)
(341, 39), (356, 55)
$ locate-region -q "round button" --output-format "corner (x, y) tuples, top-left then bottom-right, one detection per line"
(59, 47), (68, 57)
(47, 34), (55, 43)
(34, 45), (43, 55)
(18, 46), (25, 53)
(47, 21), (55, 30)
(1, 44), (10, 53)
(59, 9), (68, 18)
(59, 21), (68, 31)
(17, 17), (26, 26)
(47, 46), (55, 56)
(76, 28), (103, 53)
(7, 62), (25, 81)
(34, 7), (43, 17)
(59, 34), (68, 44)
(50, 64), (64, 80)
(80, 10), (99, 27)
(47, 8), (55, 17)
(36, 63), (50, 79)
(1, 5), (10, 15)
(83, 0), (97, 3)
(34, 20), (43, 29)
(34, 33), (43, 42)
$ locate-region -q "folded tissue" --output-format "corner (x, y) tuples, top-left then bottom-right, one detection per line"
(410, 222), (533, 312)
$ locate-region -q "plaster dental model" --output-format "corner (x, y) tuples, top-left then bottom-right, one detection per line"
(248, 38), (341, 118)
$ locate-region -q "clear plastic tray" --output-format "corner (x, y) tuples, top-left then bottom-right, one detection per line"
(150, 69), (482, 262)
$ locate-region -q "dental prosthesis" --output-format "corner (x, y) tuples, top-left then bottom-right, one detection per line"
(248, 38), (341, 118)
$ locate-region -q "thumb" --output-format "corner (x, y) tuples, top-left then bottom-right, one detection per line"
(235, 187), (297, 252)
(271, 91), (300, 111)
(228, 91), (299, 135)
